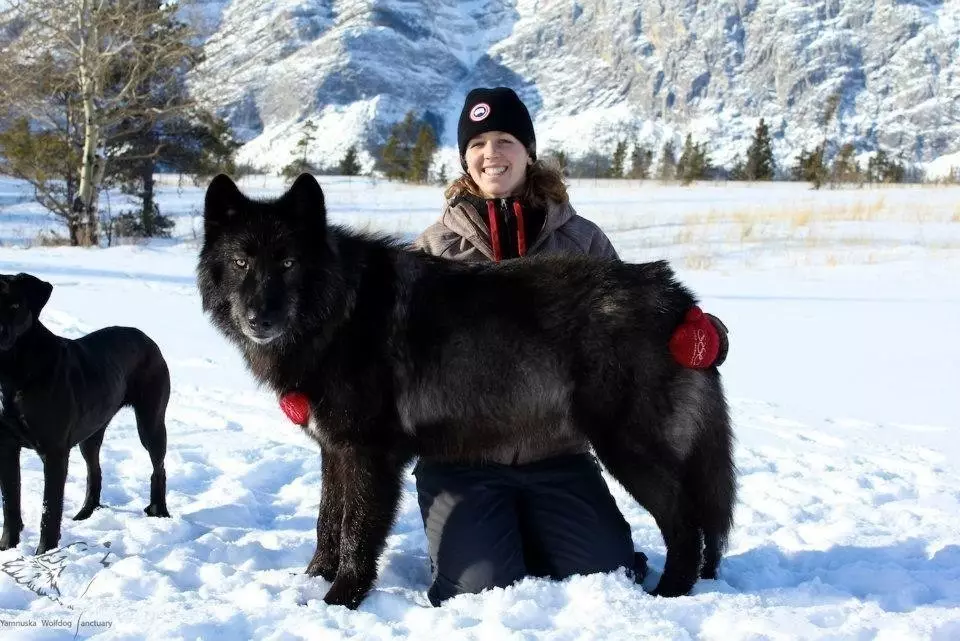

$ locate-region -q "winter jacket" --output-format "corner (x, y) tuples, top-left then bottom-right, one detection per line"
(412, 192), (618, 263)
(410, 192), (618, 464)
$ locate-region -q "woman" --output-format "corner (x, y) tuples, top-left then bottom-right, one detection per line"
(410, 87), (729, 605)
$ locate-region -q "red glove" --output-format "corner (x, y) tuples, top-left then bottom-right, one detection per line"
(280, 391), (311, 426)
(669, 306), (729, 369)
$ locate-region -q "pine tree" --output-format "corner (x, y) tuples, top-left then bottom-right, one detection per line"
(676, 134), (695, 182)
(628, 144), (652, 179)
(408, 124), (437, 183)
(553, 150), (569, 175)
(729, 154), (746, 181)
(792, 143), (828, 189)
(657, 140), (677, 180)
(338, 144), (361, 176)
(830, 142), (861, 184)
(744, 118), (775, 180)
(282, 119), (317, 179)
(379, 111), (420, 181)
(610, 140), (627, 178)
(676, 135), (712, 185)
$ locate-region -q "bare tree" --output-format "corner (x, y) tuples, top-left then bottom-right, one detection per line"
(0, 0), (200, 245)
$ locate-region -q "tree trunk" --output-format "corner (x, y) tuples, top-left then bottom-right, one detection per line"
(75, 0), (101, 247)
(141, 159), (156, 236)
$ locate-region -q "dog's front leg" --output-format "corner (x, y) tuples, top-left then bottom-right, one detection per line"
(35, 449), (69, 555)
(0, 443), (23, 550)
(305, 444), (345, 582)
(323, 450), (403, 610)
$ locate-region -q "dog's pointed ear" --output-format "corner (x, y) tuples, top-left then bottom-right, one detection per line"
(12, 273), (53, 315)
(204, 174), (245, 237)
(286, 173), (327, 226)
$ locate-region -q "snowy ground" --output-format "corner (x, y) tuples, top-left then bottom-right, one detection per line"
(0, 175), (958, 639)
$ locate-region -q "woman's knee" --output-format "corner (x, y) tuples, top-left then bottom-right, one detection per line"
(427, 560), (526, 606)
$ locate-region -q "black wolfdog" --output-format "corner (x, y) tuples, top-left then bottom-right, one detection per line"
(0, 273), (170, 555)
(197, 173), (736, 609)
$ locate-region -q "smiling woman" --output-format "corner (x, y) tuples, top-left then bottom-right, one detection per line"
(408, 86), (731, 606)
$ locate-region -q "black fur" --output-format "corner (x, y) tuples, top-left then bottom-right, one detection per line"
(0, 273), (170, 555)
(196, 173), (737, 609)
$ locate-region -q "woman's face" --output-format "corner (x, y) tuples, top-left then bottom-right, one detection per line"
(464, 131), (532, 199)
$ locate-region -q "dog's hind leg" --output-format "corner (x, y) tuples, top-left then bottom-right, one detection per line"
(586, 432), (703, 598)
(73, 427), (106, 521)
(0, 442), (23, 550)
(36, 449), (69, 555)
(129, 351), (171, 518)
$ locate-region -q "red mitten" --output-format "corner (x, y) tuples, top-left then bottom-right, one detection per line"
(669, 306), (724, 369)
(280, 391), (311, 426)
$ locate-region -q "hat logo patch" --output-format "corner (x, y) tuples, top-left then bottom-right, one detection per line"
(469, 103), (490, 122)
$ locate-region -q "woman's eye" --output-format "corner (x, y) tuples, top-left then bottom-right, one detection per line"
(282, 258), (295, 269)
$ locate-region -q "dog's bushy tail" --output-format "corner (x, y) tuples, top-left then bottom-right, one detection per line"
(683, 377), (736, 580)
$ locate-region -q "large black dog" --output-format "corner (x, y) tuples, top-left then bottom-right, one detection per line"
(0, 273), (170, 555)
(197, 173), (736, 609)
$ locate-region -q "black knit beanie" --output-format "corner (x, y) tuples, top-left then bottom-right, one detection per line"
(457, 87), (536, 170)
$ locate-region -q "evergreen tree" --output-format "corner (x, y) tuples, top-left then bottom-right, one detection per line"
(628, 144), (653, 179)
(610, 140), (627, 178)
(830, 142), (861, 184)
(744, 118), (775, 180)
(338, 144), (361, 176)
(792, 143), (828, 189)
(657, 140), (677, 180)
(866, 149), (906, 184)
(379, 111), (420, 181)
(282, 119), (317, 179)
(408, 124), (437, 183)
(676, 134), (712, 185)
(728, 154), (746, 181)
(551, 149), (569, 175)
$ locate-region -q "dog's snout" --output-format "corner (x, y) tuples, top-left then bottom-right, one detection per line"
(245, 309), (275, 331)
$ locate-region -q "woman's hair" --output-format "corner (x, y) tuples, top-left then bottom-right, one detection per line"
(444, 156), (569, 207)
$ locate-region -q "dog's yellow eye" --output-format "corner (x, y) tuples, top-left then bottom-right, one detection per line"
(282, 259), (295, 269)
(234, 258), (248, 269)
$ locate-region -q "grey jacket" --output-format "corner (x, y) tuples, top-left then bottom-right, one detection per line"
(410, 196), (618, 464)
(412, 197), (619, 264)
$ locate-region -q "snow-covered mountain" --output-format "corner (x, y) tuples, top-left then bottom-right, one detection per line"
(185, 0), (960, 176)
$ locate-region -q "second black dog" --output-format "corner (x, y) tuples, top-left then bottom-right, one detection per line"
(0, 273), (170, 555)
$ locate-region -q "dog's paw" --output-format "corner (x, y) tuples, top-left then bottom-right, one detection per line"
(322, 574), (368, 610)
(305, 554), (338, 583)
(34, 540), (57, 556)
(0, 531), (20, 551)
(648, 580), (690, 598)
(143, 503), (170, 518)
(73, 504), (101, 521)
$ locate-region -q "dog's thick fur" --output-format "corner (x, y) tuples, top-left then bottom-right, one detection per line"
(0, 273), (170, 555)
(197, 173), (737, 609)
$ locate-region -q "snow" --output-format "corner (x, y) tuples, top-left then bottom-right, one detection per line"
(0, 174), (959, 639)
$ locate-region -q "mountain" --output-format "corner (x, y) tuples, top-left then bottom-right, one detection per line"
(185, 0), (960, 177)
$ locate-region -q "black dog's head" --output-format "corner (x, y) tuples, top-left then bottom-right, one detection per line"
(196, 172), (331, 347)
(0, 273), (53, 352)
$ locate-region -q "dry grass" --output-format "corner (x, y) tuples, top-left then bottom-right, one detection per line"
(684, 253), (714, 270)
(35, 231), (72, 247)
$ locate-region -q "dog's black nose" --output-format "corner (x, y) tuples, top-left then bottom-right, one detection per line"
(245, 309), (274, 331)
